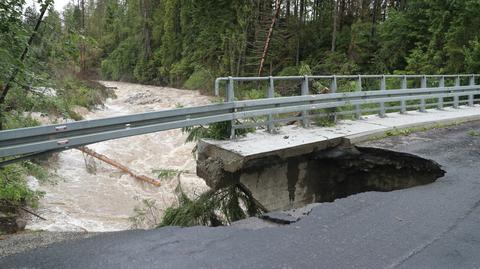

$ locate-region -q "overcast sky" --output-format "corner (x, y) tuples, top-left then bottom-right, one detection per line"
(53, 0), (71, 11)
(26, 0), (71, 12)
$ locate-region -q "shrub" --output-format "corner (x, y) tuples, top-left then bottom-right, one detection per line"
(183, 68), (213, 92)
(0, 163), (45, 209)
(159, 184), (265, 227)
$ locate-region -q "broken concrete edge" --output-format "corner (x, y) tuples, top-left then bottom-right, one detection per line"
(232, 203), (321, 229)
(197, 137), (346, 173)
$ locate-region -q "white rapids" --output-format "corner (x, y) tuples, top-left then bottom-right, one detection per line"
(27, 81), (212, 232)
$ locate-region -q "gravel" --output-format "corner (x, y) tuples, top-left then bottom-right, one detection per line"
(0, 231), (98, 258)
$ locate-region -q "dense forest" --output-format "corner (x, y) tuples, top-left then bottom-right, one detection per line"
(3, 0), (480, 104)
(5, 0), (480, 97)
(1, 0), (480, 231)
(61, 0), (480, 88)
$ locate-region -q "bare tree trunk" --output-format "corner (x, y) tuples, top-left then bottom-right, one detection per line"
(331, 0), (338, 52)
(141, 0), (152, 59)
(0, 0), (51, 130)
(80, 0), (86, 74)
(371, 0), (378, 38)
(258, 0), (282, 76)
(286, 0), (290, 19)
(339, 0), (345, 30)
(78, 147), (161, 187)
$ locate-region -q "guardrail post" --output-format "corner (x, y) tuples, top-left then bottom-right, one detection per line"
(400, 75), (407, 114)
(267, 76), (275, 132)
(301, 75), (310, 127)
(329, 75), (338, 122)
(469, 75), (475, 106)
(214, 79), (220, 96)
(419, 75), (427, 112)
(355, 75), (362, 119)
(379, 75), (386, 117)
(454, 76), (460, 108)
(227, 77), (236, 138)
(438, 76), (445, 110)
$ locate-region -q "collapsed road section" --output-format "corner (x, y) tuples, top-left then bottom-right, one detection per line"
(197, 136), (445, 211)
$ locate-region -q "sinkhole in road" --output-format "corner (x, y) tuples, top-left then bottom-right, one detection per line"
(285, 145), (447, 206)
(198, 142), (447, 218)
(232, 143), (447, 212)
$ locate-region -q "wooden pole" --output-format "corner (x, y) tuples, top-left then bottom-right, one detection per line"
(77, 147), (161, 187)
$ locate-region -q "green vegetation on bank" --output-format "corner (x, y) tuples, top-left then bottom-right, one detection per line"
(0, 1), (115, 231)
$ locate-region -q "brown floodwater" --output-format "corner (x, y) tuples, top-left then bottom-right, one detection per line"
(27, 81), (212, 231)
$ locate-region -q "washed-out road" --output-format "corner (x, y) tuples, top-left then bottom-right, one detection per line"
(1, 121), (480, 268)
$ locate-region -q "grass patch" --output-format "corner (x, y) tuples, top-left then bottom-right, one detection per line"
(368, 121), (462, 141)
(385, 128), (414, 137)
(468, 129), (480, 137)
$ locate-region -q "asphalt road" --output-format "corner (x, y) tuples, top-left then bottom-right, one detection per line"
(2, 121), (480, 269)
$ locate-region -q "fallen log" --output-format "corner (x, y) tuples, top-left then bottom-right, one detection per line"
(77, 146), (161, 187)
(19, 206), (47, 220)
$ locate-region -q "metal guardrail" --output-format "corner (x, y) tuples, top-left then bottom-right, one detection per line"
(215, 74), (479, 135)
(1, 74), (479, 163)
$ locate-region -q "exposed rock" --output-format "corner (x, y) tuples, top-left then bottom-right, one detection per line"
(125, 91), (162, 105)
(15, 219), (27, 232)
(196, 157), (238, 189)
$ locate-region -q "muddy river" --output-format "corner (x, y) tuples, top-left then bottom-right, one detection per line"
(27, 82), (212, 232)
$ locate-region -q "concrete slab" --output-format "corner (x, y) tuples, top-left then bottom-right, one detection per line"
(201, 105), (480, 158)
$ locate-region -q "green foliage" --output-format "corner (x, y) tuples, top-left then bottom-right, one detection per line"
(385, 128), (414, 137)
(315, 51), (359, 75)
(182, 121), (253, 152)
(0, 163), (45, 208)
(159, 184), (265, 227)
(152, 168), (183, 180)
(313, 116), (336, 127)
(278, 66), (300, 76)
(183, 121), (232, 142)
(241, 89), (266, 100)
(467, 130), (480, 137)
(2, 111), (39, 130)
(465, 39), (480, 73)
(183, 68), (213, 92)
(22, 161), (50, 183)
(101, 38), (139, 81)
(129, 197), (162, 229)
